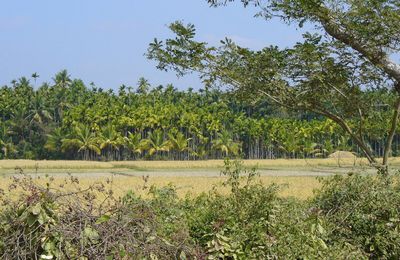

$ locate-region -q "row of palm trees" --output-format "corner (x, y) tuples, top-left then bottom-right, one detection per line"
(1, 70), (398, 160)
(45, 124), (240, 161)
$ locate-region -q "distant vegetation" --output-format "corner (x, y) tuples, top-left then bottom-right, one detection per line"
(0, 71), (397, 161)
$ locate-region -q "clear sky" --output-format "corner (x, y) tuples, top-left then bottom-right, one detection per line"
(0, 0), (307, 90)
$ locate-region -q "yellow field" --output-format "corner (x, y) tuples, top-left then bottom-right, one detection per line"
(1, 157), (394, 171)
(0, 175), (321, 200)
(0, 158), (391, 200)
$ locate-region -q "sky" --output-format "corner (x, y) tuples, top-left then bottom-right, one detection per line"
(0, 0), (308, 90)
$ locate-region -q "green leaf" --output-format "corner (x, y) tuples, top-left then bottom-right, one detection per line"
(27, 214), (38, 227)
(31, 203), (42, 215)
(179, 251), (187, 260)
(95, 214), (111, 224)
(83, 226), (99, 243)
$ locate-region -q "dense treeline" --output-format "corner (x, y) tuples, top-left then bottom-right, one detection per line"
(0, 70), (397, 161)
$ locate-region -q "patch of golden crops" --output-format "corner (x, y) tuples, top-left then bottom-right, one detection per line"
(0, 157), (385, 171)
(0, 160), (114, 169)
(0, 175), (321, 200)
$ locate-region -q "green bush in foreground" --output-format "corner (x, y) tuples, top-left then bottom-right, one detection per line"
(313, 174), (400, 259)
(0, 162), (399, 259)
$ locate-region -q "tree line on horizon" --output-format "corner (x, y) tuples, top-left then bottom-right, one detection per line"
(0, 70), (397, 161)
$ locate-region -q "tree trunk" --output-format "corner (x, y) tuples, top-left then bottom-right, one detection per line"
(382, 94), (400, 174)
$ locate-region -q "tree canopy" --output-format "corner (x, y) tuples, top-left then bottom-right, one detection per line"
(147, 0), (400, 172)
(2, 71), (398, 161)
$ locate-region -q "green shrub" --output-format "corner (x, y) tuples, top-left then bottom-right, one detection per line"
(312, 174), (400, 259)
(0, 174), (196, 259)
(1, 163), (400, 259)
(183, 160), (366, 259)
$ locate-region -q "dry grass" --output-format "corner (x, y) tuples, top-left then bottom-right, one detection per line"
(3, 157), (400, 170)
(1, 157), (394, 171)
(1, 157), (391, 200)
(0, 160), (114, 170)
(112, 158), (370, 169)
(0, 174), (321, 200)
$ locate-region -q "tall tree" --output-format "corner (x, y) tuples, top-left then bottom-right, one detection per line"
(147, 0), (400, 173)
(44, 127), (65, 158)
(98, 123), (123, 161)
(0, 123), (15, 159)
(168, 131), (192, 160)
(141, 129), (171, 158)
(62, 124), (100, 160)
(31, 73), (39, 85)
(212, 130), (241, 157)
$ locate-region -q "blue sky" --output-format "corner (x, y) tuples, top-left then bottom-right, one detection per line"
(0, 0), (307, 90)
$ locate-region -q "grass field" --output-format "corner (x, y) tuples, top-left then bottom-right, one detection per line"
(2, 157), (395, 171)
(0, 175), (321, 200)
(1, 158), (393, 199)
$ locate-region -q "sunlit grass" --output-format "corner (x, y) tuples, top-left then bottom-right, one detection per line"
(2, 157), (396, 171)
(1, 157), (394, 200)
(0, 175), (321, 200)
(0, 160), (114, 170)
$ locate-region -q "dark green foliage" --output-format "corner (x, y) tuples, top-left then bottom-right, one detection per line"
(313, 174), (400, 258)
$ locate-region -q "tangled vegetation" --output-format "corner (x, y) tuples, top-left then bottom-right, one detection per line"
(1, 161), (399, 259)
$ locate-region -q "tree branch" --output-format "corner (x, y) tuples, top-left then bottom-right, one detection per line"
(318, 7), (400, 83)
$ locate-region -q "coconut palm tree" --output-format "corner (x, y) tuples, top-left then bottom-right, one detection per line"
(302, 139), (320, 158)
(62, 124), (100, 160)
(10, 108), (30, 142)
(278, 132), (301, 159)
(141, 129), (170, 158)
(44, 127), (65, 158)
(136, 77), (150, 94)
(98, 124), (123, 161)
(212, 130), (241, 158)
(53, 70), (71, 89)
(28, 92), (52, 125)
(168, 131), (192, 160)
(0, 123), (15, 159)
(124, 132), (143, 157)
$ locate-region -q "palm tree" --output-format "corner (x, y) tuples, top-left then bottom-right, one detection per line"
(53, 70), (71, 89)
(140, 129), (170, 158)
(212, 130), (241, 158)
(168, 131), (191, 160)
(302, 139), (320, 158)
(278, 132), (301, 159)
(98, 124), (123, 161)
(136, 77), (150, 94)
(17, 77), (30, 88)
(31, 73), (39, 85)
(44, 127), (65, 158)
(0, 123), (15, 159)
(62, 124), (100, 160)
(124, 132), (143, 158)
(28, 92), (53, 125)
(10, 79), (17, 87)
(52, 70), (72, 123)
(10, 108), (30, 142)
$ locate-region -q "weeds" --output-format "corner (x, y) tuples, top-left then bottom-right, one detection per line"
(0, 160), (399, 259)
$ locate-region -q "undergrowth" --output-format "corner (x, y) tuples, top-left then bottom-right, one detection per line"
(0, 160), (399, 259)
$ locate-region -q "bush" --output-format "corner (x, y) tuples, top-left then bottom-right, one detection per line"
(1, 162), (400, 259)
(312, 173), (400, 259)
(0, 173), (196, 259)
